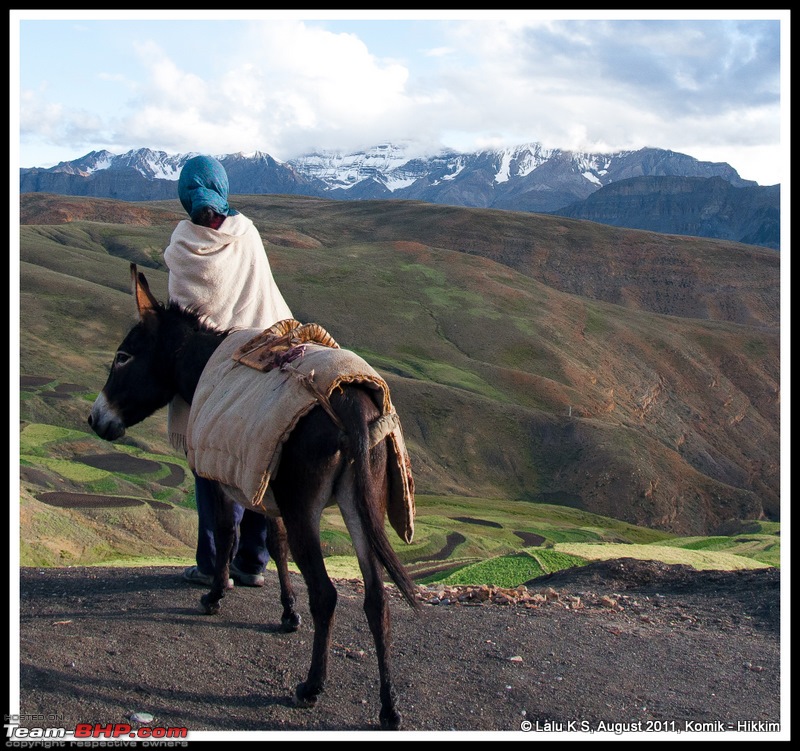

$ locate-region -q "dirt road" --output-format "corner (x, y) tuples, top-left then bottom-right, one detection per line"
(14, 560), (783, 739)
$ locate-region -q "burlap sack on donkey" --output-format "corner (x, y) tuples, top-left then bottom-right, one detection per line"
(187, 322), (414, 543)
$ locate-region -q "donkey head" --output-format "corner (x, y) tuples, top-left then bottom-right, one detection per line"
(88, 264), (177, 441)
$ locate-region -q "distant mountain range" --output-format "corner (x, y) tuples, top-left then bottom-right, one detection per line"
(20, 143), (780, 249)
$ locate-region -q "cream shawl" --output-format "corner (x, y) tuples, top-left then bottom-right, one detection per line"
(164, 213), (293, 450)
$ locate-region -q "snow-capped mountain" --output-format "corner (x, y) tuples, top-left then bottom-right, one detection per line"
(288, 142), (425, 190)
(46, 148), (192, 180)
(20, 141), (778, 248)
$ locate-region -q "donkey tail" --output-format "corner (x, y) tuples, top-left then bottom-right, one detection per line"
(338, 389), (420, 611)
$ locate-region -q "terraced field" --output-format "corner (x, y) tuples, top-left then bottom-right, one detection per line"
(18, 371), (778, 582)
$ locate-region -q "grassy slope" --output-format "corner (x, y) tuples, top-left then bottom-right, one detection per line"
(17, 194), (781, 579)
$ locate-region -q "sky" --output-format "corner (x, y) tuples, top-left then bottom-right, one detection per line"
(10, 9), (789, 186)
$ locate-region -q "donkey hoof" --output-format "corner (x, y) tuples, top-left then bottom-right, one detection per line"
(281, 612), (301, 632)
(200, 594), (221, 615)
(293, 682), (319, 708)
(380, 708), (402, 731)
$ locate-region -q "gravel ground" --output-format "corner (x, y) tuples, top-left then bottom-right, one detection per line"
(14, 560), (784, 740)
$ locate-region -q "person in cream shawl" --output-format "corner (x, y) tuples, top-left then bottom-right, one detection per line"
(165, 155), (293, 588)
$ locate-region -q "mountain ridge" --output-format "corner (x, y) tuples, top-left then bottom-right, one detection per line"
(20, 143), (778, 249)
(554, 175), (780, 250)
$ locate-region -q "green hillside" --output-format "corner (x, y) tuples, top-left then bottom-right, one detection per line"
(17, 193), (780, 578)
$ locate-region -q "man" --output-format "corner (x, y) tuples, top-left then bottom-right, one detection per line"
(164, 154), (293, 588)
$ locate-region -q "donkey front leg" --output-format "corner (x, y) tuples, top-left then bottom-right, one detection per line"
(200, 480), (237, 615)
(283, 516), (338, 708)
(265, 516), (301, 632)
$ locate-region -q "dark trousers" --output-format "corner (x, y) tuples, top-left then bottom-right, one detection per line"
(193, 472), (270, 576)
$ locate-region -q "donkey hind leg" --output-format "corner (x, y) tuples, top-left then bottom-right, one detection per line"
(200, 481), (237, 615)
(265, 516), (301, 632)
(282, 509), (337, 708)
(336, 468), (402, 731)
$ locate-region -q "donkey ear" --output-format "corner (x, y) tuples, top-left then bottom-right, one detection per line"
(130, 263), (159, 320)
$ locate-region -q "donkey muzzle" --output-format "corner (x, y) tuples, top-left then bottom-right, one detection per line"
(88, 392), (126, 441)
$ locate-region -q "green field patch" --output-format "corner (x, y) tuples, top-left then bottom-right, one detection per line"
(20, 423), (89, 453)
(391, 528), (455, 565)
(554, 542), (771, 570)
(411, 517), (513, 561)
(88, 557), (195, 568)
(399, 263), (447, 284)
(19, 489), (197, 567)
(431, 552), (546, 587)
(748, 521), (780, 535)
(422, 284), (485, 310)
(660, 536), (735, 550)
(420, 547), (588, 587)
(76, 444), (191, 490)
(83, 477), (131, 494)
(310, 555), (360, 580)
(29, 456), (110, 483)
(416, 361), (506, 398)
(415, 560), (479, 585)
(112, 443), (187, 464)
(652, 532), (781, 568)
(320, 529), (355, 556)
(742, 337), (769, 359)
(378, 353), (510, 401)
(516, 524), (604, 544)
(527, 548), (587, 573)
(583, 304), (612, 336)
(358, 344), (509, 400)
(414, 495), (674, 547)
(151, 488), (181, 502)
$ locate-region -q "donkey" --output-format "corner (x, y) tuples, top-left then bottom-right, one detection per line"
(88, 264), (419, 730)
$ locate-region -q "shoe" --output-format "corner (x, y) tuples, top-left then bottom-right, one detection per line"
(230, 561), (265, 587)
(182, 565), (234, 590)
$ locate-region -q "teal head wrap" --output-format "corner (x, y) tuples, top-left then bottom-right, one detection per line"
(177, 155), (239, 221)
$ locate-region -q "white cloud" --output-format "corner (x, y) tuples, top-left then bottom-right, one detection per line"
(14, 14), (786, 184)
(232, 21), (416, 154)
(91, 21), (424, 159)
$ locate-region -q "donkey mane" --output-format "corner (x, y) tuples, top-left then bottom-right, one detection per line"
(162, 299), (233, 338)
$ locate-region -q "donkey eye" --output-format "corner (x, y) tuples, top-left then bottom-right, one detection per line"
(114, 351), (132, 367)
